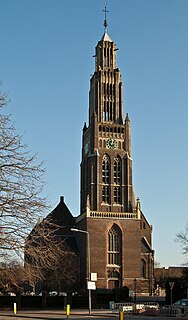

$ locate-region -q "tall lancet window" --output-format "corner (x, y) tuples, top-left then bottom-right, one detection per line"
(114, 157), (121, 204)
(102, 155), (110, 204)
(108, 224), (122, 266)
(141, 259), (146, 278)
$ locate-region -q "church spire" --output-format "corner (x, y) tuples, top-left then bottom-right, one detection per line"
(88, 8), (123, 125)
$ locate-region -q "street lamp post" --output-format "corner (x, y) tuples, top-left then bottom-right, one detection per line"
(71, 228), (91, 314)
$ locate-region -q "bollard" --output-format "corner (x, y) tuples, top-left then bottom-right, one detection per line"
(66, 304), (70, 318)
(13, 302), (17, 315)
(119, 307), (124, 320)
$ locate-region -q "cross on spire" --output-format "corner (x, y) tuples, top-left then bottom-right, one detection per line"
(103, 1), (109, 32)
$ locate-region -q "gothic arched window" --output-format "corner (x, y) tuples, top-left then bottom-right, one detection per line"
(102, 155), (110, 204)
(141, 259), (146, 278)
(108, 224), (122, 266)
(114, 157), (121, 204)
(114, 157), (121, 185)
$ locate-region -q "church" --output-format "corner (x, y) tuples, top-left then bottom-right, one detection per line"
(49, 14), (154, 295)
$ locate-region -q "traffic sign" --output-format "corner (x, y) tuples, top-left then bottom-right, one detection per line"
(87, 281), (96, 290)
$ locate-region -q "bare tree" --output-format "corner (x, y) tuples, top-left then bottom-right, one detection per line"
(0, 89), (79, 293)
(176, 223), (188, 263)
(0, 90), (48, 261)
(25, 220), (79, 294)
(25, 220), (65, 291)
(0, 259), (25, 292)
(43, 242), (79, 293)
(0, 89), (69, 283)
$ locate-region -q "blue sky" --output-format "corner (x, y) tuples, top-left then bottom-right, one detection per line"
(1, 0), (188, 268)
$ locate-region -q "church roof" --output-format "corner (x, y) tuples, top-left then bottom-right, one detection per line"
(47, 196), (74, 227)
(46, 196), (79, 252)
(101, 32), (112, 42)
(62, 235), (79, 253)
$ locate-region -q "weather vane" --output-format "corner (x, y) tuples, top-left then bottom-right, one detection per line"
(103, 1), (109, 32)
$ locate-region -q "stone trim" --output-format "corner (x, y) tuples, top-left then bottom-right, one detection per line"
(89, 211), (138, 219)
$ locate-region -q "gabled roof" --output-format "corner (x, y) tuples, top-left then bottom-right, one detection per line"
(47, 196), (74, 226)
(45, 196), (76, 237)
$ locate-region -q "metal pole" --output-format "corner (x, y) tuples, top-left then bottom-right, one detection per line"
(170, 287), (172, 305)
(134, 278), (137, 303)
(70, 228), (91, 314)
(87, 232), (91, 315)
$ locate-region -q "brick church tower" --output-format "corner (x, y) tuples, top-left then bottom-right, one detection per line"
(73, 13), (154, 295)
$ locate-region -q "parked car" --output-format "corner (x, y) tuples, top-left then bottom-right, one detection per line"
(59, 292), (67, 296)
(49, 291), (58, 296)
(7, 292), (16, 296)
(173, 299), (188, 314)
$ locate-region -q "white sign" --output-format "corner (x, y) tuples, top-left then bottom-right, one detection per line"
(87, 281), (96, 290)
(90, 272), (97, 281)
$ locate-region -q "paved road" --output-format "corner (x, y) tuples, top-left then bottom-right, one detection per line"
(0, 310), (117, 320)
(0, 310), (186, 320)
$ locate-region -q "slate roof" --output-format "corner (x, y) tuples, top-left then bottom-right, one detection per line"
(47, 196), (75, 230)
(46, 196), (79, 252)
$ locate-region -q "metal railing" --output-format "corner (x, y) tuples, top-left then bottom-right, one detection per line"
(109, 301), (160, 315)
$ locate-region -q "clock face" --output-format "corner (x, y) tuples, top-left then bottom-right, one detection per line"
(106, 139), (117, 149)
